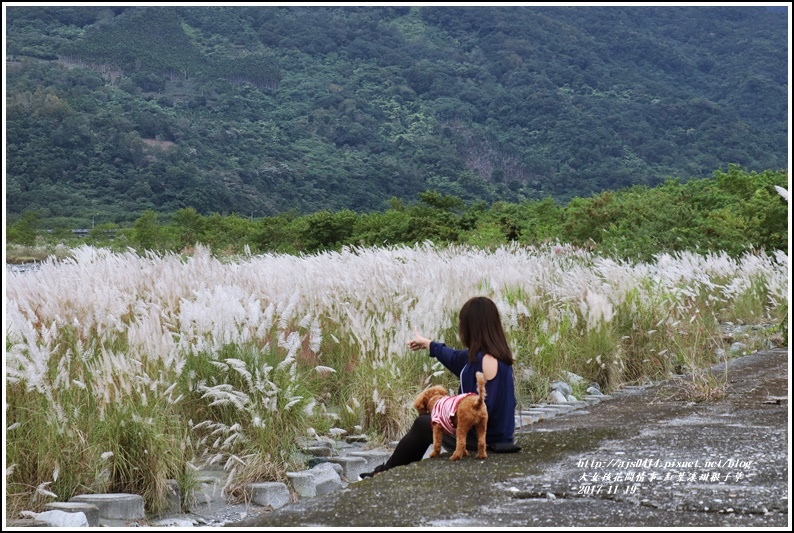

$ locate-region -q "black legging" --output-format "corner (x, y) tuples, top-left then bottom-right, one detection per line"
(383, 414), (481, 470)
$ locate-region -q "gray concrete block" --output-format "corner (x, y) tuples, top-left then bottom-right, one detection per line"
(26, 510), (88, 527)
(548, 390), (568, 404)
(542, 403), (575, 413)
(327, 455), (368, 481)
(563, 371), (585, 385)
(6, 519), (51, 527)
(328, 462), (344, 477)
(249, 482), (291, 509)
(311, 462), (344, 496)
(515, 411), (541, 425)
(345, 434), (369, 444)
(69, 493), (145, 520)
(307, 457), (331, 468)
(305, 446), (333, 457)
(193, 469), (229, 505)
(163, 479), (182, 514)
(286, 471), (317, 498)
(528, 408), (558, 419)
(287, 462), (343, 498)
(44, 502), (100, 527)
(550, 381), (573, 396)
(346, 449), (391, 471)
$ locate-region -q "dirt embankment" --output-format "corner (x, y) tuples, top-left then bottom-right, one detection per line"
(234, 348), (789, 528)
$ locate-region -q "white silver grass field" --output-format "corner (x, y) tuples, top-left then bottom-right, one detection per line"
(5, 243), (788, 513)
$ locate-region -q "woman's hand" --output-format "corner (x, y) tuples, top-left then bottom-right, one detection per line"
(407, 326), (431, 351)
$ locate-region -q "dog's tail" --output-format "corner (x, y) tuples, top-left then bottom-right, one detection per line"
(475, 371), (487, 407)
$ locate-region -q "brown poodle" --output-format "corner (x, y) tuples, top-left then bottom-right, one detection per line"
(413, 372), (488, 461)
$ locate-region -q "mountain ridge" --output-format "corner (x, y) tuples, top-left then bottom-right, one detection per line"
(5, 5), (789, 227)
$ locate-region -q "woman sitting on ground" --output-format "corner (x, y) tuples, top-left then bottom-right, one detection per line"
(360, 296), (520, 478)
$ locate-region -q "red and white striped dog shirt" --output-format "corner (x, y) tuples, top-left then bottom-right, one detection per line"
(430, 392), (478, 435)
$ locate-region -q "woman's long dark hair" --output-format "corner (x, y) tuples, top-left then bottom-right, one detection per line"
(458, 296), (513, 365)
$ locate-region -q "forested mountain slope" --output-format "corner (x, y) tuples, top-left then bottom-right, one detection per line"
(5, 5), (789, 227)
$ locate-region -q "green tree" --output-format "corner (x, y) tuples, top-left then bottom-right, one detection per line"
(561, 191), (619, 247)
(7, 210), (40, 246)
(352, 208), (411, 247)
(459, 222), (507, 248)
(200, 213), (257, 253)
(711, 165), (788, 252)
(131, 209), (162, 252)
(300, 209), (358, 252)
(171, 207), (206, 249)
(417, 190), (464, 212)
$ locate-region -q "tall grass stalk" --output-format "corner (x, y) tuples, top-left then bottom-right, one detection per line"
(5, 243), (787, 515)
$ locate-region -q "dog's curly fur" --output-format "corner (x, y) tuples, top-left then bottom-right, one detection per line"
(413, 372), (488, 461)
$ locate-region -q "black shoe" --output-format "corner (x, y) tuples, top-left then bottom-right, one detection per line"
(359, 463), (388, 480)
(487, 441), (522, 453)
